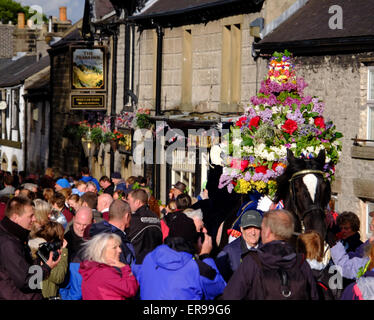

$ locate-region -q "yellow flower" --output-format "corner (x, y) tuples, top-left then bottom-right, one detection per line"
(237, 179), (252, 194)
(252, 180), (267, 193)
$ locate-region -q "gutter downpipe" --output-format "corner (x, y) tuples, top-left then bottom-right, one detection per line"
(154, 24), (163, 200)
(155, 24), (163, 116)
(110, 30), (118, 174)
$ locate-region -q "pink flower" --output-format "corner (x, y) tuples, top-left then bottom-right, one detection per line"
(230, 159), (249, 172)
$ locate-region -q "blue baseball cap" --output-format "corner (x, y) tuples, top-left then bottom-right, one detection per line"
(56, 178), (71, 189)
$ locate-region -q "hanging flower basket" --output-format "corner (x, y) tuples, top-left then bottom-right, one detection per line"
(218, 50), (343, 198)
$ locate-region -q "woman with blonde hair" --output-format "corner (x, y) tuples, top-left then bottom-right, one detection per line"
(30, 199), (52, 238)
(43, 188), (54, 204)
(297, 231), (336, 300)
(79, 233), (139, 300)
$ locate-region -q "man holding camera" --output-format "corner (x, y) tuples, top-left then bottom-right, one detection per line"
(0, 197), (61, 298)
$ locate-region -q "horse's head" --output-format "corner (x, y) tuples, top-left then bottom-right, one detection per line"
(274, 149), (331, 240)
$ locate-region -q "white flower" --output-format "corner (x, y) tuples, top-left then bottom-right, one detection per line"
(232, 139), (242, 147)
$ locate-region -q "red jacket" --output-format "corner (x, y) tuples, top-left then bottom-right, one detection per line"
(62, 206), (73, 223)
(0, 203), (5, 221)
(79, 261), (138, 300)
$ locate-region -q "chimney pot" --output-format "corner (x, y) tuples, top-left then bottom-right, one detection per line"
(59, 7), (67, 22)
(17, 12), (25, 29)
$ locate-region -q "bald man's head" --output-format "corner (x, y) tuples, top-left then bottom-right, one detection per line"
(73, 207), (93, 237)
(97, 193), (113, 212)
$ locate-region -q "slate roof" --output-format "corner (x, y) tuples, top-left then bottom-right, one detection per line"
(129, 0), (265, 28)
(94, 0), (115, 20)
(255, 0), (374, 55)
(0, 55), (49, 87)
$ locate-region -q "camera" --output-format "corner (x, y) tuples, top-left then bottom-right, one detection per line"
(36, 241), (62, 265)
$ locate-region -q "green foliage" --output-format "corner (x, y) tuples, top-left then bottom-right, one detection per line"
(272, 50), (292, 62)
(0, 0), (47, 25)
(135, 113), (152, 129)
(90, 126), (104, 145)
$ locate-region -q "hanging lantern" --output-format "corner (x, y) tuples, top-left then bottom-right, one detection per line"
(81, 138), (97, 158)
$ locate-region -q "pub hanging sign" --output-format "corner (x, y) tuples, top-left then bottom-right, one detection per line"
(70, 46), (107, 110)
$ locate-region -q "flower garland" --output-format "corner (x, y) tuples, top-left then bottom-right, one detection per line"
(218, 51), (343, 198)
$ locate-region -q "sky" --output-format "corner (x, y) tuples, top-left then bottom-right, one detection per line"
(18, 0), (85, 24)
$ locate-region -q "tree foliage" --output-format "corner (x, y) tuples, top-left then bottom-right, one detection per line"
(0, 0), (47, 25)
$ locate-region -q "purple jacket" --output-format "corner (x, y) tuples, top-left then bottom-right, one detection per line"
(341, 270), (374, 300)
(330, 241), (370, 279)
(79, 261), (139, 300)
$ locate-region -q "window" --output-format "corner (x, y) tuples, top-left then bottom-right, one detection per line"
(367, 202), (374, 239)
(220, 24), (241, 106)
(11, 89), (19, 130)
(367, 68), (374, 139)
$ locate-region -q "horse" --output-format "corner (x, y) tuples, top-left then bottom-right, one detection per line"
(273, 148), (331, 241)
(207, 148), (331, 252)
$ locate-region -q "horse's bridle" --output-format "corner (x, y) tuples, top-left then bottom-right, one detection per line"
(288, 169), (326, 232)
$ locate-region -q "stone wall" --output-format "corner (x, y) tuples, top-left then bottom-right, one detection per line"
(50, 48), (83, 175)
(133, 12), (266, 113)
(0, 24), (14, 58)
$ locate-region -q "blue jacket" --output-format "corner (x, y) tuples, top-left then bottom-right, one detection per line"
(135, 243), (226, 300)
(59, 255), (83, 300)
(80, 176), (100, 192)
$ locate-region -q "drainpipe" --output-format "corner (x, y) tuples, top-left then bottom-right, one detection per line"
(155, 24), (163, 116)
(123, 23), (130, 106)
(110, 30), (118, 174)
(48, 53), (54, 167)
(154, 24), (163, 200)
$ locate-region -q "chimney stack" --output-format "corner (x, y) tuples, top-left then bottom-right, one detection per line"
(59, 7), (67, 22)
(48, 16), (52, 32)
(17, 12), (25, 29)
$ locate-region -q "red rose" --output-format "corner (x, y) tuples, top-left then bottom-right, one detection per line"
(249, 116), (260, 129)
(230, 159), (249, 172)
(314, 117), (325, 129)
(282, 119), (298, 135)
(255, 165), (267, 174)
(240, 160), (249, 171)
(235, 116), (247, 128)
(272, 162), (279, 171)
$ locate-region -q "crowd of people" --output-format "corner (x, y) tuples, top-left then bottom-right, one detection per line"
(0, 167), (373, 300)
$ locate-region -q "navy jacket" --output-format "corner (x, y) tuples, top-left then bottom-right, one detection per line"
(215, 237), (260, 282)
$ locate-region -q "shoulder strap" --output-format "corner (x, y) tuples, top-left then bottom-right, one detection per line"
(194, 258), (217, 281)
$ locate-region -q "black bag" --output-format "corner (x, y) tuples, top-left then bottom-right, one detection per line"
(248, 251), (311, 300)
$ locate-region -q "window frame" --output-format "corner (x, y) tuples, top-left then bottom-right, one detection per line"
(367, 67), (374, 139)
